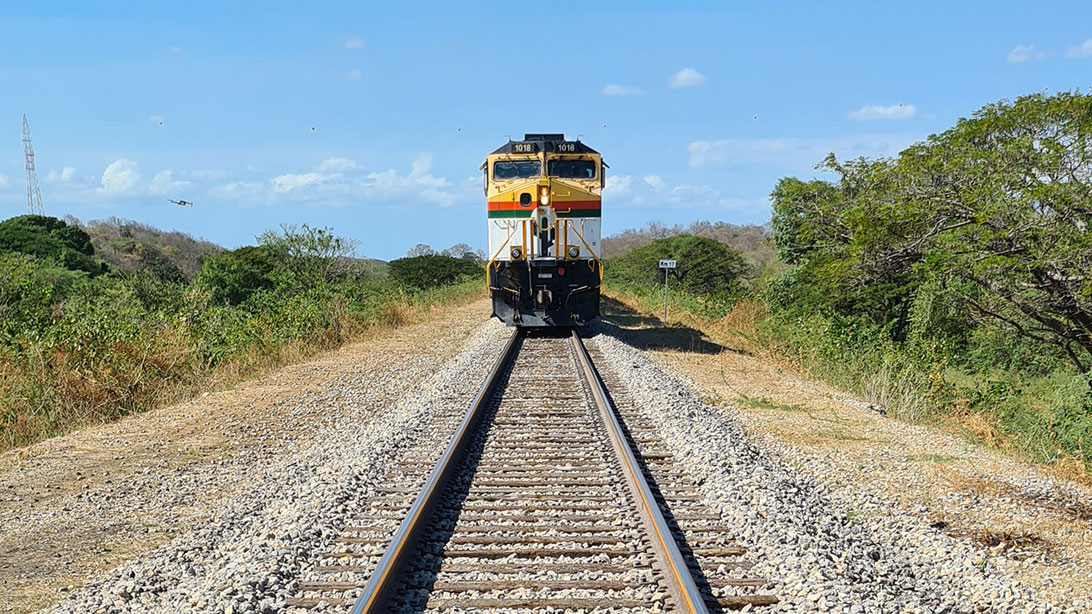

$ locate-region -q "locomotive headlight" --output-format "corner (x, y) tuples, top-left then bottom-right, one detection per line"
(510, 246), (523, 259)
(567, 245), (580, 259)
(538, 186), (550, 206)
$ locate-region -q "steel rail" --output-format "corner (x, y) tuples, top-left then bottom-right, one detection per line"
(350, 329), (521, 614)
(570, 330), (710, 614)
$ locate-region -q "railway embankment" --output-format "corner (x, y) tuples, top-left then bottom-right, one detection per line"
(6, 297), (1090, 613)
(0, 298), (501, 614)
(593, 303), (1092, 612)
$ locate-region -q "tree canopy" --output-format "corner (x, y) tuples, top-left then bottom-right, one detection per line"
(771, 90), (1092, 372)
(387, 254), (482, 289)
(0, 215), (103, 275)
(607, 235), (748, 299)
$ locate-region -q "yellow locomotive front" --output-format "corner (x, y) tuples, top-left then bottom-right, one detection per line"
(483, 134), (604, 327)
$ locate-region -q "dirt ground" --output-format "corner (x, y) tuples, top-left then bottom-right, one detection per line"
(598, 299), (1092, 605)
(6, 296), (1091, 611)
(0, 297), (493, 614)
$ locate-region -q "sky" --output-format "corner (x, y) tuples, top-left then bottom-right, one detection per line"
(2, 1), (1092, 260)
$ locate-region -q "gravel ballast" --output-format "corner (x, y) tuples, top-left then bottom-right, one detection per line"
(36, 319), (510, 614)
(12, 298), (1089, 613)
(588, 322), (1085, 614)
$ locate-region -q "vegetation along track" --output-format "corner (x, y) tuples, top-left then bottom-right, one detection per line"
(286, 329), (778, 612)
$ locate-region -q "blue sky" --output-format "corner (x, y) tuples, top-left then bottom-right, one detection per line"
(2, 1), (1092, 260)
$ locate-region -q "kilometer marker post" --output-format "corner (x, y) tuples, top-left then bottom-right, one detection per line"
(658, 259), (676, 321)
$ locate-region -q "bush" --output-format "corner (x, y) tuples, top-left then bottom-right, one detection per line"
(0, 215), (103, 275)
(387, 254), (482, 289)
(0, 217), (488, 451)
(608, 235), (748, 299)
(197, 245), (279, 306)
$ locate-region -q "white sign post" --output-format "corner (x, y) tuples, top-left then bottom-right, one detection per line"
(658, 259), (676, 321)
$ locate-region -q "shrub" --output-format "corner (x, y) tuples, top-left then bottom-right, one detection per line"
(387, 254), (482, 289)
(607, 235), (748, 299)
(0, 215), (103, 275)
(197, 245), (278, 306)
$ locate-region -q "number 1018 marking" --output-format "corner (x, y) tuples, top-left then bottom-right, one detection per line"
(557, 143), (576, 152)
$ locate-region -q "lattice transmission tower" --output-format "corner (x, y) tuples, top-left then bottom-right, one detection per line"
(22, 114), (44, 215)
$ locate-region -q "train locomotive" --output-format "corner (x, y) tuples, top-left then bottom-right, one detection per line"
(483, 134), (604, 327)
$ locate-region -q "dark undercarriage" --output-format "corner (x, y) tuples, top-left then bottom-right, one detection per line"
(489, 259), (600, 327)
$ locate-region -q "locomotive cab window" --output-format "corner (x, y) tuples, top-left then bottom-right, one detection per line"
(548, 159), (597, 179)
(493, 159), (541, 180)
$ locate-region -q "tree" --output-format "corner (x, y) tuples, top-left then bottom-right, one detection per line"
(197, 245), (279, 305)
(387, 254), (482, 289)
(406, 243), (436, 257)
(257, 224), (359, 291)
(441, 242), (480, 260)
(771, 91), (1092, 373)
(0, 215), (103, 275)
(608, 235), (748, 298)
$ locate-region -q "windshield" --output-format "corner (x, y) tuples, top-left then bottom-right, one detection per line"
(493, 159), (541, 180)
(548, 159), (597, 179)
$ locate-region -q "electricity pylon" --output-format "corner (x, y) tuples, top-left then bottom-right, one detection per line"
(22, 114), (44, 215)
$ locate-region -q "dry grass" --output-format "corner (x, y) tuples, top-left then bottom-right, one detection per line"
(0, 285), (486, 453)
(859, 360), (932, 423)
(606, 288), (1092, 486)
(0, 295), (495, 614)
(601, 294), (1092, 604)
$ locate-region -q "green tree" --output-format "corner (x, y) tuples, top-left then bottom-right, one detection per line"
(771, 90), (1092, 373)
(257, 224), (360, 292)
(0, 215), (103, 275)
(608, 235), (748, 298)
(197, 245), (279, 305)
(387, 254), (482, 289)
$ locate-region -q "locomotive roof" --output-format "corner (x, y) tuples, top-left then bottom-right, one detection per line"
(490, 134), (599, 155)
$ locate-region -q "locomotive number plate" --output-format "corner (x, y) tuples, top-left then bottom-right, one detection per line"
(537, 273), (553, 278)
(556, 142), (577, 152)
(512, 143), (537, 153)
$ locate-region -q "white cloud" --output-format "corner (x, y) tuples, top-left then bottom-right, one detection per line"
(272, 172), (327, 192)
(95, 159), (190, 197)
(317, 157), (358, 173)
(45, 167), (77, 183)
(688, 134), (917, 168)
(345, 69), (362, 80)
(603, 174), (633, 195)
(604, 173), (756, 212)
(345, 36), (365, 49)
(101, 159), (142, 193)
(209, 181), (264, 202)
(846, 103), (917, 121)
(168, 46), (181, 54)
(410, 153), (433, 177)
(602, 84), (646, 97)
(668, 68), (706, 88)
(210, 153), (460, 207)
(181, 169), (231, 181)
(66, 154), (466, 209)
(1066, 39), (1092, 58)
(1007, 44), (1051, 63)
(149, 114), (165, 126)
(149, 170), (192, 196)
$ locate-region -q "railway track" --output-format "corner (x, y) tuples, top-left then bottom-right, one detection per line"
(286, 330), (777, 612)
